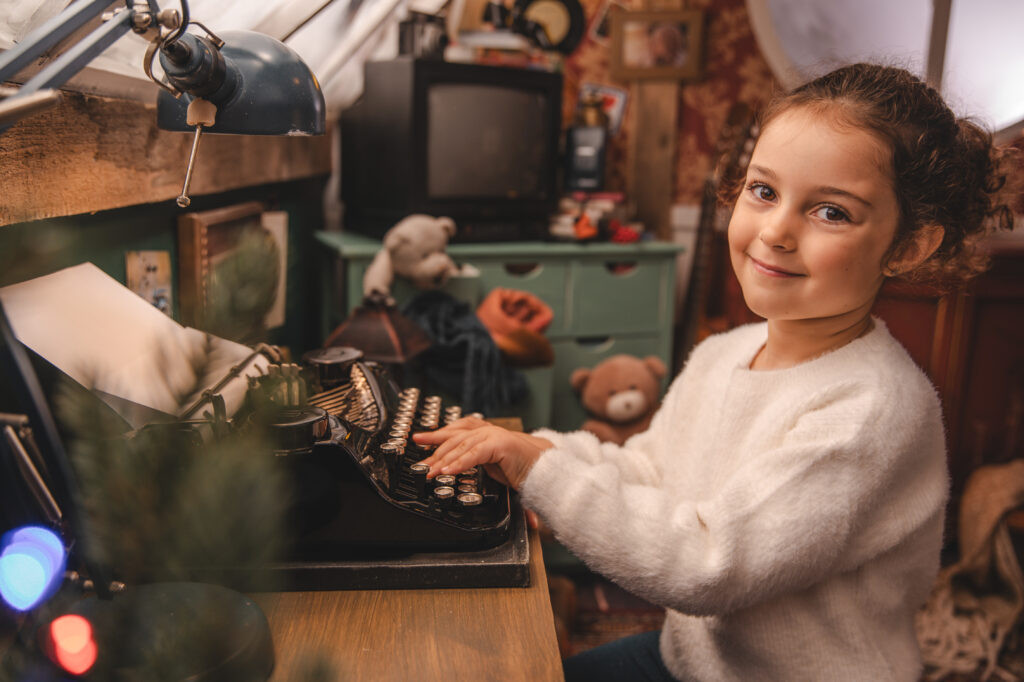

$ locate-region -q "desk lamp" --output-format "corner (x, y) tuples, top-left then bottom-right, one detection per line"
(0, 0), (326, 206)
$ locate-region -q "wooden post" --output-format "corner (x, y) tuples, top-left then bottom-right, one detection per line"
(628, 0), (683, 241)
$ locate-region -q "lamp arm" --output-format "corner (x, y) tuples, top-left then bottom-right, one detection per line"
(0, 0), (122, 86)
(163, 0), (190, 46)
(0, 3), (143, 135)
(14, 8), (134, 99)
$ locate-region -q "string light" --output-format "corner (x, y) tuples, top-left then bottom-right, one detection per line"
(50, 614), (98, 675)
(0, 525), (66, 612)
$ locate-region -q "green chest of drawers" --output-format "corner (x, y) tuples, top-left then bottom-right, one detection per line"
(315, 231), (683, 432)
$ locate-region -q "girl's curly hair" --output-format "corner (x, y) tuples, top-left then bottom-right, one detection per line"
(719, 63), (1018, 288)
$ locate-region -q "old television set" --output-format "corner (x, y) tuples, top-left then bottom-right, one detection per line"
(340, 58), (563, 242)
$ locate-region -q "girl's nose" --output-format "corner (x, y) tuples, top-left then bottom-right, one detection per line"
(758, 213), (797, 251)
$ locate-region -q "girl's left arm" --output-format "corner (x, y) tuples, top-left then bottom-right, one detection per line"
(518, 381), (948, 616)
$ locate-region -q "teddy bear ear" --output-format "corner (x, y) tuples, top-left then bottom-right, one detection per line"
(438, 216), (456, 237)
(643, 356), (668, 379)
(570, 367), (591, 392)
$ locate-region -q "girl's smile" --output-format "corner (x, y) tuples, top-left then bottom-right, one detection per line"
(748, 255), (804, 278)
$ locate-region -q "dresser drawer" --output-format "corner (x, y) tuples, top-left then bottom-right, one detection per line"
(568, 257), (675, 336)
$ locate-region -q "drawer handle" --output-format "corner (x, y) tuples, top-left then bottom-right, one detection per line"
(574, 336), (613, 351)
(504, 263), (541, 276)
(605, 261), (637, 275)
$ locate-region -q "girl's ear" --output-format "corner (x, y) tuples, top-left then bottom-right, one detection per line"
(885, 224), (944, 276)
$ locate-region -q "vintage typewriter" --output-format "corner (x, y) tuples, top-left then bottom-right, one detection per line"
(0, 264), (525, 592)
(243, 346), (516, 564)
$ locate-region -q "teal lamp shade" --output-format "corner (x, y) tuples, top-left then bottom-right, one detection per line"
(156, 30), (325, 136)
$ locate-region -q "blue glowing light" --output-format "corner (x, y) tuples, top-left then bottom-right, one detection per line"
(0, 526), (67, 612)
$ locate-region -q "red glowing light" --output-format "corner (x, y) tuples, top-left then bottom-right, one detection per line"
(50, 614), (97, 675)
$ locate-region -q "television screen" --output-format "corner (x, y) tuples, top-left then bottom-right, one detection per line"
(427, 84), (549, 201)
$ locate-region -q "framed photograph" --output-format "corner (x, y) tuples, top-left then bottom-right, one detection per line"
(177, 202), (288, 334)
(610, 9), (705, 81)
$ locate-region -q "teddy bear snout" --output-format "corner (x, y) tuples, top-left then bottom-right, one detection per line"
(605, 389), (648, 423)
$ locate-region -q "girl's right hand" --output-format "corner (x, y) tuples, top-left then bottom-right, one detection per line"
(412, 417), (554, 490)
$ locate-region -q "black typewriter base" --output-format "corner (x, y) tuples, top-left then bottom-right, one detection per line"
(261, 502), (530, 591)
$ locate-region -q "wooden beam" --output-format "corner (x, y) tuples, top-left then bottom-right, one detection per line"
(0, 92), (332, 226)
(926, 0), (952, 90)
(630, 82), (678, 240)
(628, 0), (683, 241)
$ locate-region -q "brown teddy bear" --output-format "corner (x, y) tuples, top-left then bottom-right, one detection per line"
(570, 354), (668, 445)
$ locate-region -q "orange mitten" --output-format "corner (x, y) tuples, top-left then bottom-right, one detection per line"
(476, 289), (554, 367)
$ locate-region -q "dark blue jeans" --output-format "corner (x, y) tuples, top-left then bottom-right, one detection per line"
(562, 630), (679, 682)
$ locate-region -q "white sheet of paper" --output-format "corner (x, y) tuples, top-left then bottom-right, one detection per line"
(0, 263), (269, 421)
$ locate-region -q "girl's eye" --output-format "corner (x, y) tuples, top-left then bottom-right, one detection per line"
(747, 182), (776, 202)
(813, 205), (850, 223)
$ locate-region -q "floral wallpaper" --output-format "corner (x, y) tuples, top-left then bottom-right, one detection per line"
(559, 0), (1022, 213)
(561, 0), (777, 205)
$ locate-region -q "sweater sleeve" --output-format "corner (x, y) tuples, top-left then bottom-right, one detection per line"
(521, 376), (946, 616)
(529, 428), (663, 487)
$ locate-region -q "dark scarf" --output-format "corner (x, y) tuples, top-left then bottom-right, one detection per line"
(402, 291), (527, 415)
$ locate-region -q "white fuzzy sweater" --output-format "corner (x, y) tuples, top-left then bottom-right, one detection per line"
(524, 320), (948, 681)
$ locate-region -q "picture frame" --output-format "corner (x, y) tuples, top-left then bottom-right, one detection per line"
(177, 201), (288, 332)
(609, 9), (705, 81)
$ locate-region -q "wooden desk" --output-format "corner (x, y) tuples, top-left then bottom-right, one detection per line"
(252, 525), (563, 681)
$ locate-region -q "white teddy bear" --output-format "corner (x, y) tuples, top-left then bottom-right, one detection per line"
(362, 214), (459, 304)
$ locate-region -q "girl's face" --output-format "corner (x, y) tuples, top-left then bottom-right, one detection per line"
(728, 107), (900, 324)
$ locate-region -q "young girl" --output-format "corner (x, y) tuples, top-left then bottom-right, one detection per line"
(415, 63), (1016, 681)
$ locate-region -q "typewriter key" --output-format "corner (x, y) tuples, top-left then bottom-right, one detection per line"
(463, 467), (478, 476)
(457, 476), (476, 486)
(457, 492), (483, 506)
(410, 462), (429, 496)
(435, 474), (456, 486)
(434, 486), (455, 500)
(389, 429), (407, 440)
(458, 484), (476, 494)
(380, 441), (401, 452)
